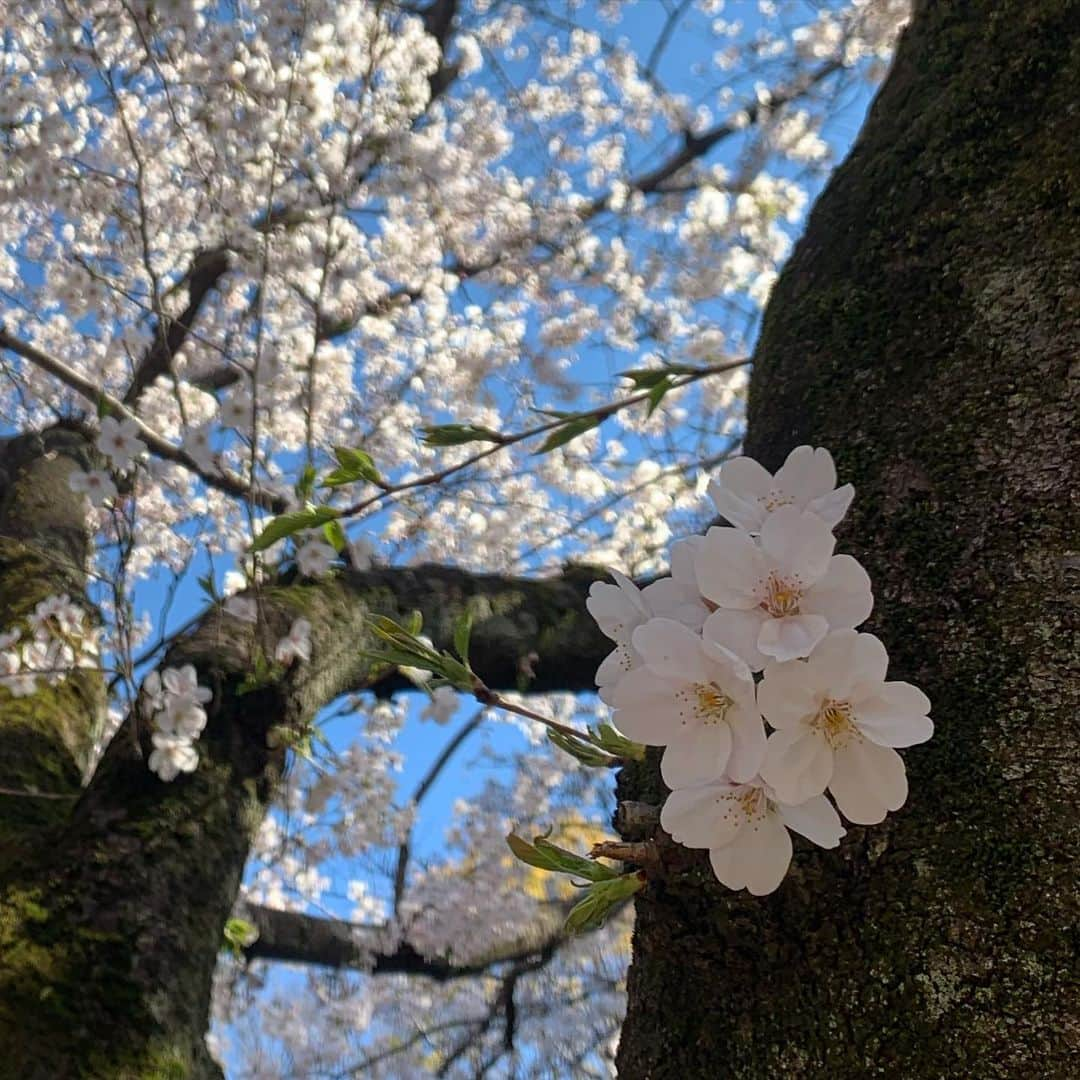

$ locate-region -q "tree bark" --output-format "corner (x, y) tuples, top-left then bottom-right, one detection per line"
(0, 509), (610, 1078)
(616, 1), (1079, 1076)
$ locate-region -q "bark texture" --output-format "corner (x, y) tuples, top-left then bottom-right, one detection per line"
(616, 1), (1079, 1076)
(0, 527), (610, 1077)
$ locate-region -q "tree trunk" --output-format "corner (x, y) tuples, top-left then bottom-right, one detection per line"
(615, 1), (1079, 1076)
(0, 450), (610, 1080)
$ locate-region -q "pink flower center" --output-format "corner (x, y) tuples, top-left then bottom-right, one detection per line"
(675, 682), (734, 726)
(811, 698), (858, 749)
(761, 571), (802, 617)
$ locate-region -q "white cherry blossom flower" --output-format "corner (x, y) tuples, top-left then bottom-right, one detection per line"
(347, 536), (375, 569)
(661, 774), (844, 895)
(96, 415), (144, 470)
(141, 670), (166, 718)
(707, 445), (853, 532)
(158, 700), (208, 740)
(589, 564), (708, 703)
(758, 630), (932, 824)
(148, 731), (199, 781)
(421, 685), (458, 724)
(296, 539), (336, 578)
(182, 424), (217, 471)
(219, 388), (253, 430)
(696, 506), (872, 668)
(68, 468), (118, 507)
(274, 618), (312, 665)
(586, 570), (649, 643)
(611, 617), (766, 784)
(162, 664), (212, 706)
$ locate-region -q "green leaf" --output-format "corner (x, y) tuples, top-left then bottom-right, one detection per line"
(506, 832), (619, 883)
(547, 728), (618, 768)
(452, 609), (473, 665)
(294, 464), (317, 502)
(322, 447), (381, 487)
(251, 506), (340, 552)
(322, 518), (347, 552)
(403, 610), (424, 636)
(617, 368), (670, 389)
(534, 415), (602, 454)
(421, 423), (504, 447)
(645, 375), (674, 417)
(196, 574), (217, 602)
(563, 872), (645, 935)
(591, 723), (646, 762)
(223, 917), (259, 954)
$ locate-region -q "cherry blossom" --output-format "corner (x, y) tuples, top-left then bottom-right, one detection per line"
(661, 774), (844, 895)
(611, 617), (765, 784)
(758, 630), (932, 823)
(274, 618), (312, 665)
(421, 685), (458, 724)
(296, 539), (336, 579)
(68, 468), (118, 507)
(148, 732), (200, 782)
(696, 506), (873, 668)
(708, 445), (854, 532)
(96, 415), (144, 471)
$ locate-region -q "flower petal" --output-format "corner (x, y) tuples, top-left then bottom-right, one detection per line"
(829, 738), (907, 825)
(708, 456), (772, 531)
(808, 483), (854, 528)
(778, 794), (845, 849)
(695, 526), (767, 609)
(758, 613), (829, 662)
(727, 708), (767, 783)
(632, 618), (709, 683)
(761, 727), (833, 804)
(661, 783), (746, 849)
(709, 810), (792, 895)
(759, 506), (834, 584)
(801, 555), (873, 630)
(807, 630), (887, 699)
(702, 608), (769, 672)
(774, 446), (835, 503)
(661, 725), (733, 789)
(756, 660), (820, 730)
(610, 666), (683, 744)
(854, 682), (933, 747)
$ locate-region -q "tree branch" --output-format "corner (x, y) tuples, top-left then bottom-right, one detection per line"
(240, 901), (570, 981)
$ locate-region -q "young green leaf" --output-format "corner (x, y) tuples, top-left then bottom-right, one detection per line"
(421, 423), (504, 447)
(506, 832), (619, 883)
(452, 608), (473, 665)
(251, 506), (340, 552)
(322, 518), (348, 552)
(547, 728), (618, 768)
(535, 415), (602, 454)
(322, 447), (381, 487)
(563, 872), (645, 935)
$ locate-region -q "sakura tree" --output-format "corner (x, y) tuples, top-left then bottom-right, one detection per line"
(1, 0), (1074, 1077)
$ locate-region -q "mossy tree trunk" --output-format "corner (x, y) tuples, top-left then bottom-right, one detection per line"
(615, 1), (1079, 1076)
(0, 444), (609, 1078)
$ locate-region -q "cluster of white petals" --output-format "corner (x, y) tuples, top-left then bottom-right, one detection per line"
(590, 447), (932, 894)
(0, 594), (99, 698)
(142, 664), (213, 780)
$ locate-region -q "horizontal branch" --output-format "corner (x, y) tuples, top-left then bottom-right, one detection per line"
(240, 901), (572, 981)
(0, 326), (288, 513)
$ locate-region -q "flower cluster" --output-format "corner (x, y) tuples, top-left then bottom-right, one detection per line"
(0, 594), (99, 698)
(141, 664), (213, 781)
(589, 446), (932, 895)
